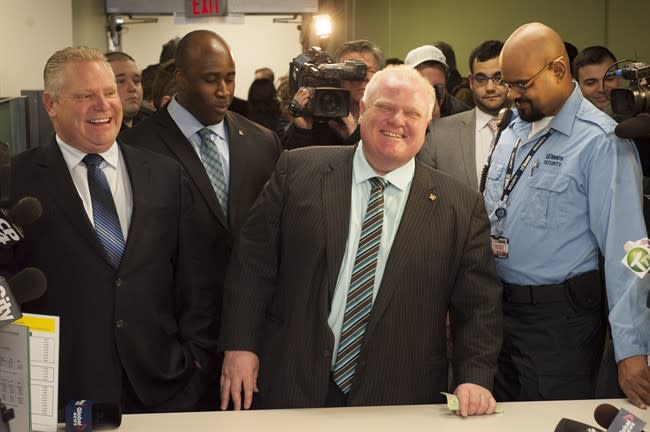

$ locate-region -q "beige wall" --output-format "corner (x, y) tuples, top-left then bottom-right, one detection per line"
(0, 0), (73, 96)
(338, 0), (647, 76)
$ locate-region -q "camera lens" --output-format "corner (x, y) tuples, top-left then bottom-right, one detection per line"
(312, 88), (350, 118)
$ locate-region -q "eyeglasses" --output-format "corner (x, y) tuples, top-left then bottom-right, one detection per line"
(472, 73), (504, 87)
(496, 56), (564, 92)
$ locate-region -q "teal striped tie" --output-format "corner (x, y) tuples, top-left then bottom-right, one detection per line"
(333, 176), (388, 394)
(198, 128), (229, 214)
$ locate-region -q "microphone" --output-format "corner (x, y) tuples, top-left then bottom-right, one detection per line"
(0, 197), (43, 247)
(65, 400), (121, 432)
(554, 417), (605, 432)
(594, 403), (647, 432)
(0, 268), (47, 327)
(615, 116), (650, 139)
(479, 107), (514, 193)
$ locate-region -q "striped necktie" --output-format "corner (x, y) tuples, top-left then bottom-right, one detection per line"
(333, 176), (388, 394)
(82, 154), (125, 269)
(487, 118), (498, 151)
(197, 127), (229, 215)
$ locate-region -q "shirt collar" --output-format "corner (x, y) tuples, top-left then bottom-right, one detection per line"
(168, 95), (227, 141)
(353, 141), (415, 191)
(56, 134), (120, 169)
(475, 108), (495, 129)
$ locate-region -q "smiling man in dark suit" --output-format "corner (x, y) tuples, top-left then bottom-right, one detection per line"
(120, 34), (281, 396)
(219, 65), (502, 416)
(11, 46), (219, 413)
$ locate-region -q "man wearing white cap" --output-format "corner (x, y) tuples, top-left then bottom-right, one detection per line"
(405, 44), (471, 118)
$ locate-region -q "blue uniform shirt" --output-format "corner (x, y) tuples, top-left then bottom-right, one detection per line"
(484, 84), (650, 361)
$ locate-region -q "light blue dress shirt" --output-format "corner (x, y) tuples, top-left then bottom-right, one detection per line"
(484, 83), (650, 361)
(328, 142), (415, 366)
(167, 96), (230, 190)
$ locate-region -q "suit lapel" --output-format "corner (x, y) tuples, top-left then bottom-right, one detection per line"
(157, 107), (228, 229)
(119, 144), (149, 269)
(224, 112), (247, 232)
(460, 110), (478, 189)
(322, 147), (355, 301)
(365, 162), (438, 339)
(39, 137), (114, 266)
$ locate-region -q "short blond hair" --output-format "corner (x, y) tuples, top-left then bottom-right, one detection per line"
(362, 65), (436, 119)
(44, 46), (112, 97)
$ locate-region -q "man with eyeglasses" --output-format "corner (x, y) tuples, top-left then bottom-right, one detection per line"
(419, 40), (508, 188)
(483, 22), (650, 408)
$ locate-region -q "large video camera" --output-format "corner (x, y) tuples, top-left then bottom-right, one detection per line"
(288, 47), (367, 119)
(610, 61), (650, 140)
(610, 62), (650, 116)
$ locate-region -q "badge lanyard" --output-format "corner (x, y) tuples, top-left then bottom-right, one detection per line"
(494, 129), (554, 234)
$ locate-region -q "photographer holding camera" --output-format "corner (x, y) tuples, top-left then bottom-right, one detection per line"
(283, 40), (384, 150)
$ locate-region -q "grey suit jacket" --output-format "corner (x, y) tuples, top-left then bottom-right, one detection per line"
(220, 145), (502, 408)
(418, 108), (478, 189)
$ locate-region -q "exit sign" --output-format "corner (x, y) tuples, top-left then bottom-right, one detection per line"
(185, 0), (227, 17)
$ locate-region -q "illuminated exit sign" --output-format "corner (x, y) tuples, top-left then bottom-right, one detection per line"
(185, 0), (227, 17)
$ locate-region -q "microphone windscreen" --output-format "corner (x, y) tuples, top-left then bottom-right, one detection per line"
(9, 267), (47, 304)
(615, 116), (650, 139)
(594, 403), (619, 428)
(7, 196), (42, 226)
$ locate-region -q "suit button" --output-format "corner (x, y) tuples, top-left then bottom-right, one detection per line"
(115, 278), (122, 287)
(115, 320), (124, 328)
(323, 350), (330, 358)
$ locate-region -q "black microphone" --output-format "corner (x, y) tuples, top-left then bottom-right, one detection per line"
(9, 267), (47, 304)
(0, 197), (43, 247)
(479, 107), (514, 193)
(594, 403), (647, 431)
(554, 417), (605, 432)
(65, 400), (121, 432)
(615, 116), (650, 139)
(0, 268), (47, 327)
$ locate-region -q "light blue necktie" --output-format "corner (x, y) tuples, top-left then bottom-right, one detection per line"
(82, 154), (125, 269)
(333, 176), (388, 393)
(197, 128), (229, 215)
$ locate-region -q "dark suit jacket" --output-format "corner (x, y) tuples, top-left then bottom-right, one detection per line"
(120, 107), (281, 345)
(220, 145), (502, 408)
(11, 139), (219, 411)
(418, 108), (478, 189)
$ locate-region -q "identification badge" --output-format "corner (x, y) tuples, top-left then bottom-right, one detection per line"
(491, 235), (509, 259)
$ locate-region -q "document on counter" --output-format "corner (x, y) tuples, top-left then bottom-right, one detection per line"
(0, 323), (31, 432)
(15, 313), (60, 432)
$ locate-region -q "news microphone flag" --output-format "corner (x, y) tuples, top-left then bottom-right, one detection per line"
(66, 400), (93, 432)
(606, 408), (646, 432)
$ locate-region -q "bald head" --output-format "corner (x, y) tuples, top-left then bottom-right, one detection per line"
(500, 22), (573, 121)
(175, 30), (236, 125)
(175, 30), (233, 72)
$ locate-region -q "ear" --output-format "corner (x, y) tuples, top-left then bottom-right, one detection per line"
(551, 59), (568, 81)
(359, 98), (367, 119)
(42, 92), (57, 119)
(468, 73), (475, 91)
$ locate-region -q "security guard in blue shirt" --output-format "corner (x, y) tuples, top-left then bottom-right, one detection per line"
(484, 22), (650, 408)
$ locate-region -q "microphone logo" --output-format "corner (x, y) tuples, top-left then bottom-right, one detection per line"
(0, 218), (21, 245)
(0, 277), (21, 325)
(622, 239), (650, 278)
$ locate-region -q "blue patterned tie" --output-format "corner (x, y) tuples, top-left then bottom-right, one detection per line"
(333, 176), (388, 394)
(197, 128), (229, 214)
(82, 154), (125, 269)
